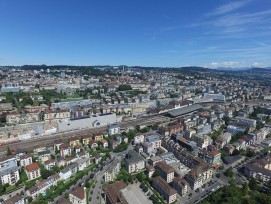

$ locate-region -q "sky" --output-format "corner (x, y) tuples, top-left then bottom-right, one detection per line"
(0, 0), (271, 68)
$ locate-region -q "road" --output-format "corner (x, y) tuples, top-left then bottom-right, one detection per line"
(0, 114), (169, 153)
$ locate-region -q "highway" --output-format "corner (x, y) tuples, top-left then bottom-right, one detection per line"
(0, 114), (170, 153)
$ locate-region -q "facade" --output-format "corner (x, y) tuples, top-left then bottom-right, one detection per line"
(185, 163), (213, 190)
(59, 163), (78, 180)
(108, 124), (120, 135)
(102, 181), (128, 204)
(198, 149), (221, 166)
(244, 155), (271, 182)
(152, 176), (177, 204)
(26, 173), (60, 198)
(155, 161), (175, 183)
(0, 156), (19, 185)
(69, 187), (87, 204)
(25, 163), (41, 180)
(125, 150), (145, 173)
(37, 150), (51, 163)
(104, 159), (120, 182)
(57, 113), (117, 132)
(19, 154), (33, 167)
(3, 195), (24, 204)
(60, 143), (72, 157)
(172, 177), (189, 196)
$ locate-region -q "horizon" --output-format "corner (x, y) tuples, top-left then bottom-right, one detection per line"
(1, 0), (271, 68)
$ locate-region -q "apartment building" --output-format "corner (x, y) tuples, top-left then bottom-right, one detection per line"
(125, 150), (145, 173)
(172, 177), (189, 196)
(152, 176), (177, 203)
(25, 163), (41, 180)
(155, 161), (175, 183)
(69, 187), (87, 204)
(0, 156), (19, 185)
(19, 154), (32, 167)
(104, 159), (120, 182)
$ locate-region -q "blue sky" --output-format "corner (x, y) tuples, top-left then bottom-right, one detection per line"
(0, 0), (271, 68)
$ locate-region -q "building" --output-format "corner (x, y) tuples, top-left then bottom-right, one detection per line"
(3, 195), (24, 204)
(159, 123), (183, 136)
(69, 187), (87, 204)
(108, 124), (120, 135)
(244, 155), (271, 182)
(0, 156), (19, 185)
(37, 149), (51, 163)
(104, 159), (120, 182)
(185, 163), (213, 190)
(152, 176), (177, 203)
(25, 163), (41, 180)
(125, 150), (145, 173)
(59, 163), (78, 180)
(26, 173), (60, 198)
(155, 161), (175, 183)
(198, 149), (221, 166)
(19, 154), (32, 167)
(57, 113), (117, 132)
(133, 134), (145, 145)
(75, 157), (91, 171)
(60, 143), (72, 157)
(0, 83), (20, 93)
(44, 159), (56, 170)
(102, 181), (128, 204)
(69, 137), (81, 148)
(172, 177), (189, 196)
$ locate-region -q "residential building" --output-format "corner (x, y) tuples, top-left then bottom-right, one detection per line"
(59, 163), (78, 180)
(3, 195), (24, 204)
(69, 187), (87, 204)
(69, 137), (81, 148)
(172, 177), (189, 196)
(152, 176), (177, 203)
(44, 159), (56, 170)
(19, 154), (32, 167)
(25, 163), (41, 180)
(108, 124), (120, 135)
(104, 159), (120, 182)
(155, 161), (175, 183)
(185, 163), (213, 190)
(93, 132), (104, 141)
(125, 150), (145, 173)
(37, 149), (51, 163)
(0, 156), (19, 185)
(26, 173), (60, 198)
(198, 149), (221, 166)
(60, 143), (72, 157)
(244, 155), (271, 182)
(102, 181), (128, 204)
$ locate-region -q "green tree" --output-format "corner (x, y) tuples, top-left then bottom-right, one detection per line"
(117, 84), (132, 91)
(249, 177), (258, 191)
(243, 182), (249, 196)
(6, 147), (12, 156)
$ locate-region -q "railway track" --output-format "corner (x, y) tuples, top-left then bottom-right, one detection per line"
(0, 114), (170, 153)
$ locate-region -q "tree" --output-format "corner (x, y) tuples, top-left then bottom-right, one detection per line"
(249, 177), (258, 191)
(152, 170), (161, 178)
(224, 167), (234, 178)
(243, 182), (249, 196)
(41, 168), (53, 179)
(6, 147), (12, 156)
(117, 84), (132, 91)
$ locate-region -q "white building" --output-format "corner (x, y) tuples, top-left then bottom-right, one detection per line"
(104, 159), (120, 182)
(125, 150), (145, 173)
(0, 156), (19, 185)
(108, 124), (120, 135)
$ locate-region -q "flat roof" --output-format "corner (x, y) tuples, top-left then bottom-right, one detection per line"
(167, 104), (203, 117)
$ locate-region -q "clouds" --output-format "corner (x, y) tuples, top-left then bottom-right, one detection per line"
(206, 61), (266, 68)
(206, 0), (252, 16)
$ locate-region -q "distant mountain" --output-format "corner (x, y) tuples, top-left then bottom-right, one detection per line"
(238, 67), (271, 72)
(178, 66), (216, 72)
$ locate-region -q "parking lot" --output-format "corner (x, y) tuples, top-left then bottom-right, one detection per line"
(121, 183), (152, 204)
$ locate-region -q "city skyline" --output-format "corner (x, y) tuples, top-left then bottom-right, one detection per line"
(1, 0), (271, 68)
